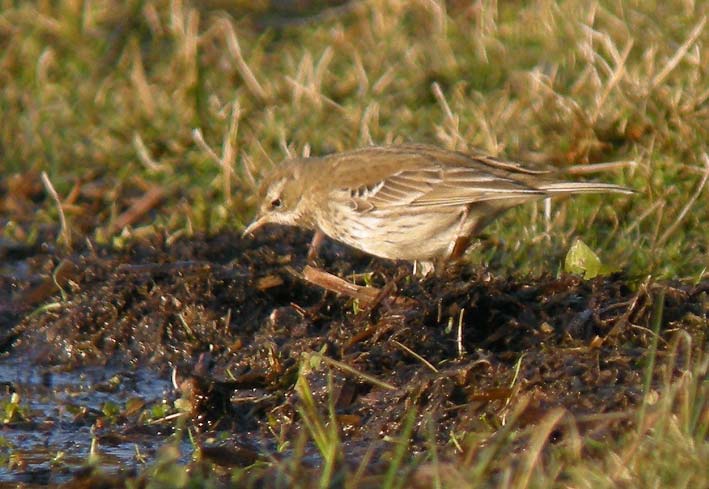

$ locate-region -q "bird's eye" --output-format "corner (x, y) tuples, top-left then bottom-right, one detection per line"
(270, 198), (282, 209)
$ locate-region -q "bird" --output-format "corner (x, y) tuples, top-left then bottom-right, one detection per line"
(243, 143), (633, 274)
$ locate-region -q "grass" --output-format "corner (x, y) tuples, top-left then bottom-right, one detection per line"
(2, 0), (708, 279)
(129, 336), (708, 488)
(1, 0), (707, 487)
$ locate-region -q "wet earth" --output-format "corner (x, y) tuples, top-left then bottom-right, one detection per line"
(0, 227), (707, 486)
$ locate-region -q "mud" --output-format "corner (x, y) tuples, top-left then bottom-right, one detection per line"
(1, 227), (707, 486)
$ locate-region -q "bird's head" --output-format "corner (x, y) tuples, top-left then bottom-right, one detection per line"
(242, 158), (310, 236)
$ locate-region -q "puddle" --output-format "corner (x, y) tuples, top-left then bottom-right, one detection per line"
(0, 358), (186, 485)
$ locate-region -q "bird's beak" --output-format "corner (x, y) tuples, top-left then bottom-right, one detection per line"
(242, 214), (269, 237)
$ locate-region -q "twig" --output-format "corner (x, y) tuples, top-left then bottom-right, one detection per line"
(303, 265), (381, 304)
(302, 265), (416, 308)
(391, 340), (438, 373)
(456, 308), (466, 358)
(40, 171), (71, 249)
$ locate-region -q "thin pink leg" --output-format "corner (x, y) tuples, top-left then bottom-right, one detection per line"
(449, 207), (471, 261)
(307, 229), (325, 264)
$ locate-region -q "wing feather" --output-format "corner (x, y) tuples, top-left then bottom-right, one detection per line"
(344, 165), (545, 212)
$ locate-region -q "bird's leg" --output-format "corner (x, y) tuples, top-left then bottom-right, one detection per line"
(307, 229), (326, 265)
(449, 207), (471, 262)
(432, 208), (471, 277)
(450, 236), (471, 261)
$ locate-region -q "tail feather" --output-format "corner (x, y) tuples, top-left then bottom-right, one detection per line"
(538, 182), (635, 195)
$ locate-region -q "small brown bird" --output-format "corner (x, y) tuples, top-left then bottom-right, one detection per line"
(243, 144), (632, 273)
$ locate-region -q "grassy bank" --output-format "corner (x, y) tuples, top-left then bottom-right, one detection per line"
(1, 0), (707, 487)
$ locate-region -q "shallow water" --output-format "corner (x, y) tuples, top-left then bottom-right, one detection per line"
(0, 358), (186, 485)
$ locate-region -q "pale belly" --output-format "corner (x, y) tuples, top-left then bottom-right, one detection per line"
(317, 208), (468, 261)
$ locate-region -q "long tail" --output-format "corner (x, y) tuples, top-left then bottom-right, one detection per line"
(538, 182), (635, 195)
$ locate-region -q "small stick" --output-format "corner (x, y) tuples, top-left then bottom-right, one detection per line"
(391, 340), (438, 373)
(41, 171), (72, 249)
(456, 308), (466, 358)
(302, 265), (417, 308)
(303, 265), (381, 304)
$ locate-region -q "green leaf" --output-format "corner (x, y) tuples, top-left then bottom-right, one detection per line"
(564, 239), (603, 279)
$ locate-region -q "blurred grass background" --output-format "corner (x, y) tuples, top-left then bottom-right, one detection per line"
(2, 0), (708, 279)
(1, 1), (707, 486)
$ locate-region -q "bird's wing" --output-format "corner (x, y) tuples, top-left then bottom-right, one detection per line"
(408, 166), (545, 207)
(345, 165), (545, 212)
(325, 145), (550, 212)
(349, 167), (440, 209)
